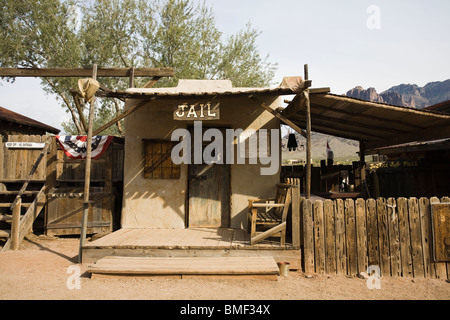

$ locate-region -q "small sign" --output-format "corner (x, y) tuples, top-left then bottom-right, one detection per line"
(6, 142), (45, 149)
(174, 102), (220, 121)
(431, 203), (450, 262)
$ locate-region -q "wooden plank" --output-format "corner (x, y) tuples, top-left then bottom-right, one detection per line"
(313, 200), (325, 273)
(251, 222), (286, 245)
(16, 135), (26, 179)
(334, 199), (346, 275)
(217, 228), (234, 249)
(419, 198), (435, 278)
(408, 198), (425, 278)
(0, 67), (175, 78)
(10, 198), (21, 250)
(302, 199), (315, 274)
(88, 256), (280, 276)
(249, 96), (307, 138)
(387, 198), (401, 277)
(442, 196), (450, 281)
(345, 199), (357, 276)
(324, 199), (336, 274)
(366, 198), (379, 268)
(7, 135), (15, 180)
(1, 186), (46, 252)
(0, 136), (4, 180)
(397, 197), (413, 277)
(355, 198), (367, 274)
(430, 197), (447, 279)
(377, 198), (390, 277)
(291, 186), (301, 248)
(93, 98), (154, 135)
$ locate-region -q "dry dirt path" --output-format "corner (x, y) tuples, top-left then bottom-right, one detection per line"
(0, 235), (448, 302)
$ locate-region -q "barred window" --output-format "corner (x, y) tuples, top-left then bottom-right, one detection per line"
(143, 140), (180, 179)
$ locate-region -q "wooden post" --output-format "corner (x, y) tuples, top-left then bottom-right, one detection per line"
(11, 198), (21, 250)
(129, 67), (135, 88)
(359, 141), (367, 196)
(291, 185), (301, 248)
(78, 64), (98, 264)
(304, 64), (312, 199)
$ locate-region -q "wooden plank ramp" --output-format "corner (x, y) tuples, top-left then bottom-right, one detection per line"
(88, 256), (280, 280)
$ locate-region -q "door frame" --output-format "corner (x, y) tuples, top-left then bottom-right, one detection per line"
(185, 124), (231, 228)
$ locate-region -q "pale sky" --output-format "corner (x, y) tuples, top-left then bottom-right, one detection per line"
(1, 0), (449, 132)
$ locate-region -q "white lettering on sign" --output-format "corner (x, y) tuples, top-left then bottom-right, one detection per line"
(6, 142), (45, 149)
(174, 103), (220, 120)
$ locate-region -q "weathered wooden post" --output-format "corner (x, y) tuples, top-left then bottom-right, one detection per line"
(78, 64), (98, 264)
(304, 64), (312, 199)
(11, 198), (21, 250)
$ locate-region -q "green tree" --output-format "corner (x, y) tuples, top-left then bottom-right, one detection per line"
(1, 0), (277, 135)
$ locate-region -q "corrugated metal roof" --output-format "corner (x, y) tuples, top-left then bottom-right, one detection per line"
(0, 106), (60, 134)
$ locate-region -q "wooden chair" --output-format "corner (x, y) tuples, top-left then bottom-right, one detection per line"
(248, 183), (293, 246)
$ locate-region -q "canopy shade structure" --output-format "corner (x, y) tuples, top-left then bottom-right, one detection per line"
(282, 92), (450, 153)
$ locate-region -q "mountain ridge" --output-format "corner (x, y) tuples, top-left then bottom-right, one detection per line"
(346, 79), (450, 108)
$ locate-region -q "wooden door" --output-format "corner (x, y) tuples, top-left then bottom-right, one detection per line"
(188, 127), (230, 228)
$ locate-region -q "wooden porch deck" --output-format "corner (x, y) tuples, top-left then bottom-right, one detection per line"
(82, 228), (301, 268)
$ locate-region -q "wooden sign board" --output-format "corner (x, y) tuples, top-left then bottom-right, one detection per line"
(431, 203), (450, 262)
(6, 142), (45, 149)
(174, 102), (220, 121)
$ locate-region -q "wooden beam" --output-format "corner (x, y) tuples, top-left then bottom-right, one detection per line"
(128, 67), (135, 88)
(1, 186), (46, 252)
(304, 64), (312, 200)
(288, 112), (390, 139)
(93, 98), (155, 135)
(0, 67), (175, 78)
(79, 64), (97, 263)
(249, 96), (307, 138)
(143, 77), (162, 88)
(365, 125), (450, 150)
(251, 222), (286, 245)
(10, 198), (21, 251)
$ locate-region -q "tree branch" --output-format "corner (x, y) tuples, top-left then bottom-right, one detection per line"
(44, 77), (83, 134)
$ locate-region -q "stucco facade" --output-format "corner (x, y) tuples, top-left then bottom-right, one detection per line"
(121, 80), (282, 229)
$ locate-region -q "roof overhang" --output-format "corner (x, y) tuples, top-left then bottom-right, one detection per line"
(0, 106), (60, 134)
(282, 93), (450, 153)
(96, 78), (312, 101)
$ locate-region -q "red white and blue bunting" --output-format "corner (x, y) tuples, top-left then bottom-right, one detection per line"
(56, 136), (113, 160)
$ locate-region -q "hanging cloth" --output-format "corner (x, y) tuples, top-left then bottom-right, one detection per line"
(287, 134), (298, 151)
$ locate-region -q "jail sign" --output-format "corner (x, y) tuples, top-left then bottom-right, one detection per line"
(174, 102), (220, 121)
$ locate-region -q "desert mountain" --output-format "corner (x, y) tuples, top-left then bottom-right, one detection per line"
(346, 79), (450, 108)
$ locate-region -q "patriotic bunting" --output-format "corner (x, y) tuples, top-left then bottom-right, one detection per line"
(56, 136), (113, 160)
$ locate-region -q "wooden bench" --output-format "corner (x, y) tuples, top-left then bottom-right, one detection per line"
(248, 183), (294, 245)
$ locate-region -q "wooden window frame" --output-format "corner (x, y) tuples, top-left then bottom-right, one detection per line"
(143, 139), (180, 180)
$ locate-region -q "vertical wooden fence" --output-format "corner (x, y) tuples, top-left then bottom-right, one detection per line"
(301, 196), (449, 280)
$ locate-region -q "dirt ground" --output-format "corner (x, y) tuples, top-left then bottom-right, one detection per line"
(0, 234), (448, 301)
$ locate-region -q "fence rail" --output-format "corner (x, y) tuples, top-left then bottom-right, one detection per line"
(301, 196), (449, 280)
